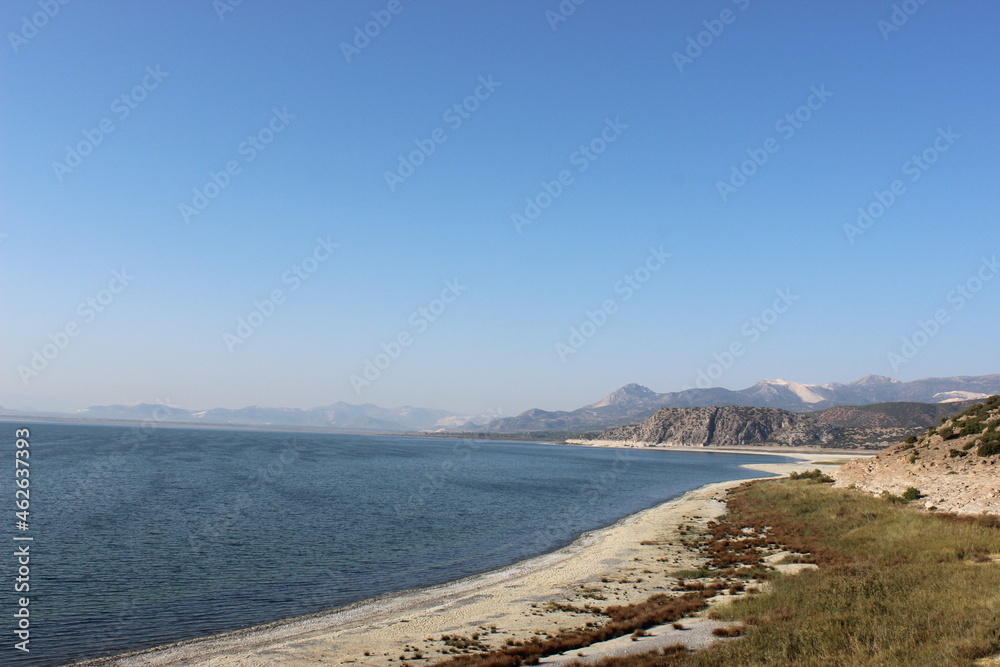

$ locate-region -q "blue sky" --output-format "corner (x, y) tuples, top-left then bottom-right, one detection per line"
(2, 0), (998, 416)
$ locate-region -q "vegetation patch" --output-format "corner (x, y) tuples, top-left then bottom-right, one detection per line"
(585, 479), (1000, 667)
(978, 440), (1000, 457)
(787, 469), (834, 483)
(429, 592), (714, 666)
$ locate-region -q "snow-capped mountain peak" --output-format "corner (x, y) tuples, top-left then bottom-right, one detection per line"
(755, 379), (828, 404)
(933, 391), (991, 403)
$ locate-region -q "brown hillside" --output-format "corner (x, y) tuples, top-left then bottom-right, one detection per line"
(833, 396), (1000, 514)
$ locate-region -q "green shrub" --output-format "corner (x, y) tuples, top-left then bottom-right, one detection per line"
(978, 441), (1000, 457)
(788, 469), (834, 483)
(904, 435), (918, 444)
(959, 420), (985, 437)
(979, 427), (1000, 448)
(902, 487), (922, 502)
(948, 449), (967, 458)
(954, 396), (1000, 420)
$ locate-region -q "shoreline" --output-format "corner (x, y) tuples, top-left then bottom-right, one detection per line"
(561, 438), (874, 456)
(74, 452), (862, 667)
(4, 417), (883, 455)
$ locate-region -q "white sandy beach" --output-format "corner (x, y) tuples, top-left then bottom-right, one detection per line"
(80, 450), (866, 667)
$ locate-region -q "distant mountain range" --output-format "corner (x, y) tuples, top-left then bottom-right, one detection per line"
(475, 375), (1000, 433)
(3, 374), (996, 435)
(0, 401), (496, 433)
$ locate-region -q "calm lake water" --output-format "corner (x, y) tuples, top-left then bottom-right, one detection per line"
(5, 422), (793, 665)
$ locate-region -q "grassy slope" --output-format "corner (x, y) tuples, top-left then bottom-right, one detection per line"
(591, 479), (1000, 667)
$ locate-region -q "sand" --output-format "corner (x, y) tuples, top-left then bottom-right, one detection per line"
(80, 450), (865, 666)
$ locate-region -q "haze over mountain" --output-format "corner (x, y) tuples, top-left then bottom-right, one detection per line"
(476, 375), (1000, 433)
(4, 374), (996, 435)
(0, 401), (497, 433)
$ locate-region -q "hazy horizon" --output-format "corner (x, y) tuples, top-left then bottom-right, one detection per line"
(3, 371), (998, 418)
(4, 1), (999, 416)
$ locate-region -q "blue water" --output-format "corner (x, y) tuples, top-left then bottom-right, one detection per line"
(3, 422), (793, 665)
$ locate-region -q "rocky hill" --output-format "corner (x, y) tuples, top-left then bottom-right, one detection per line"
(576, 406), (846, 448)
(833, 396), (1000, 514)
(814, 401), (977, 429)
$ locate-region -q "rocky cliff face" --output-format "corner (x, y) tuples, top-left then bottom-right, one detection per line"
(587, 406), (844, 448)
(833, 396), (1000, 515)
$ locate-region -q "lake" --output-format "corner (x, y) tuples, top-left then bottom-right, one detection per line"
(5, 422), (792, 665)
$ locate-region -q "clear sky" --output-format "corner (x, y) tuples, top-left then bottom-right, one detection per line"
(2, 0), (998, 416)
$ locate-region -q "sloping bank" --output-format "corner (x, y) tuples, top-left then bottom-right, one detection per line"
(532, 476), (1000, 667)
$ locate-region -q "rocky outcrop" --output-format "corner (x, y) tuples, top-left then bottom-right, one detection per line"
(833, 396), (1000, 515)
(582, 406), (845, 448)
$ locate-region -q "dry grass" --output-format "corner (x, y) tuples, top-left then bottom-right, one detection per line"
(590, 479), (1000, 667)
